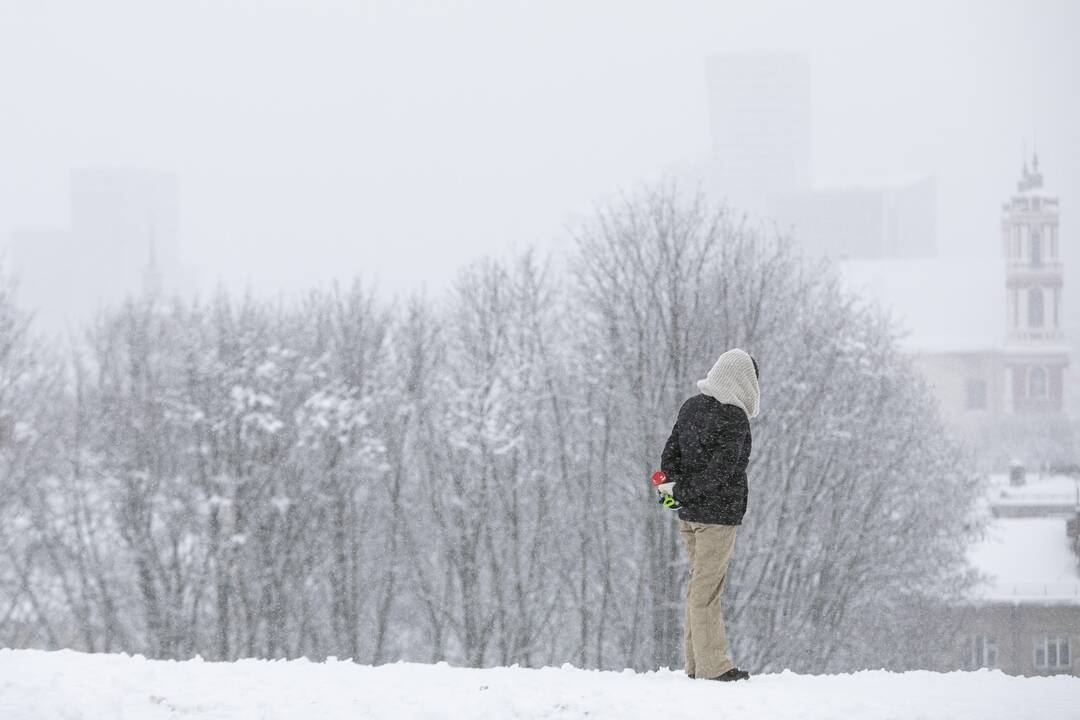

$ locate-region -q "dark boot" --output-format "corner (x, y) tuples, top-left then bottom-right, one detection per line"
(708, 667), (750, 682)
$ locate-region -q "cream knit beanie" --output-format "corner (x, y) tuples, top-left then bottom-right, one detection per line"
(696, 348), (760, 419)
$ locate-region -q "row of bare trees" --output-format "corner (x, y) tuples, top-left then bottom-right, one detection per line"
(0, 184), (982, 672)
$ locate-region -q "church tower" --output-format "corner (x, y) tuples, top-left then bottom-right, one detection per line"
(1001, 154), (1069, 413)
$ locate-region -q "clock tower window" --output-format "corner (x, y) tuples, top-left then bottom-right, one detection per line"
(1028, 287), (1044, 328)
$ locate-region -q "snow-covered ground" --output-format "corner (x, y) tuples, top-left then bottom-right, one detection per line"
(1, 649), (1078, 720)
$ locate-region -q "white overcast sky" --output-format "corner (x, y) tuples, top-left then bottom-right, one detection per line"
(1, 0), (1077, 300)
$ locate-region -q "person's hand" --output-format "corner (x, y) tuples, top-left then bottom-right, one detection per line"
(656, 482), (679, 509)
(650, 471), (679, 509)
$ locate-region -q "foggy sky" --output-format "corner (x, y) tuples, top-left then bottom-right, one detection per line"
(1, 0), (1077, 302)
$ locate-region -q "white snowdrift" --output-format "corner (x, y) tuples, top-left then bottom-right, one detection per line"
(1, 648), (1078, 720)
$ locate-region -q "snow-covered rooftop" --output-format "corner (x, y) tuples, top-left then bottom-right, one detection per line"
(838, 258), (1006, 354)
(985, 472), (1080, 512)
(967, 517), (1080, 604)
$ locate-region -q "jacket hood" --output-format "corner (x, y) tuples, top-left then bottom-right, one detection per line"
(696, 348), (760, 419)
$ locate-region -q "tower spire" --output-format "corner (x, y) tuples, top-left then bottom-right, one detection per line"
(1017, 145), (1043, 194)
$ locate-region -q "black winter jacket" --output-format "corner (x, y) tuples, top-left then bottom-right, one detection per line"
(660, 393), (752, 525)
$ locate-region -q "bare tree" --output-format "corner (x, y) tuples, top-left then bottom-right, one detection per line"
(0, 183), (983, 674)
(571, 182), (982, 672)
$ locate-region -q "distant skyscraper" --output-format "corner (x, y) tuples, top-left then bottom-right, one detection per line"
(705, 53), (812, 213)
(6, 167), (181, 340)
(70, 167), (179, 302)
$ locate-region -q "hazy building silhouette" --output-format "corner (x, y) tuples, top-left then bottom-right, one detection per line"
(704, 53), (936, 261)
(6, 167), (181, 340)
(1000, 155), (1069, 414)
(70, 167), (179, 299)
(840, 155), (1071, 467)
(705, 53), (812, 213)
(769, 176), (938, 260)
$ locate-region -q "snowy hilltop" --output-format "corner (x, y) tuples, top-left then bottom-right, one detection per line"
(1, 649), (1078, 720)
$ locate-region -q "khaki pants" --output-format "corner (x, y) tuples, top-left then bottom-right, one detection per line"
(678, 519), (738, 678)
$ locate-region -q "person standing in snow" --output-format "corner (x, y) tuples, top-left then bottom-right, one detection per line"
(655, 348), (759, 682)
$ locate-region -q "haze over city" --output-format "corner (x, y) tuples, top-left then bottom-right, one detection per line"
(2, 0), (1077, 309)
(4, 3), (1080, 714)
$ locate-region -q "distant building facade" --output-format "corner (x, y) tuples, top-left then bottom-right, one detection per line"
(839, 156), (1071, 459)
(947, 467), (1080, 677)
(769, 176), (937, 260)
(6, 167), (181, 339)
